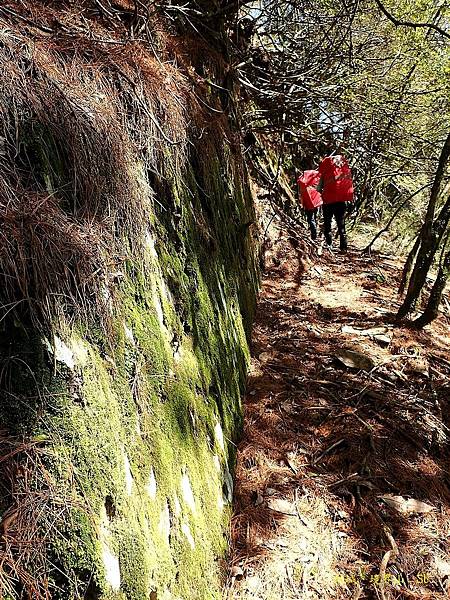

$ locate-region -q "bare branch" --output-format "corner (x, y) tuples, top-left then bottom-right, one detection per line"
(374, 0), (450, 40)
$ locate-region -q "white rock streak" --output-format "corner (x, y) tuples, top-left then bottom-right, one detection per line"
(181, 472), (196, 513)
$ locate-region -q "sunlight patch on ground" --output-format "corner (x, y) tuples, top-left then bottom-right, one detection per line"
(228, 493), (352, 600)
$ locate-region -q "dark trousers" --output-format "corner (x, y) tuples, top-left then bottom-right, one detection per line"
(323, 202), (347, 250)
(306, 208), (319, 240)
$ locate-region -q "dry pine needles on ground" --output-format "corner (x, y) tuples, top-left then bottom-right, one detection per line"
(228, 214), (450, 600)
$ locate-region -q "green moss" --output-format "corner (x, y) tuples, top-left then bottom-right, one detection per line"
(0, 119), (258, 600)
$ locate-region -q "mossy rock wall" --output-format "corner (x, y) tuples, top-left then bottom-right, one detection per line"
(0, 12), (259, 600)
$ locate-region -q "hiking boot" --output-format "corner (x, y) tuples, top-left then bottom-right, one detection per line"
(339, 237), (348, 253)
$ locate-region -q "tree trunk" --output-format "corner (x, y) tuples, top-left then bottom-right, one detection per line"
(414, 248), (450, 327)
(365, 184), (429, 255)
(398, 234), (421, 296)
(422, 132), (450, 235)
(397, 194), (450, 318)
(397, 133), (450, 319)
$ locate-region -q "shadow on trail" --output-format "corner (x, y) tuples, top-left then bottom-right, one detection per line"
(230, 247), (450, 600)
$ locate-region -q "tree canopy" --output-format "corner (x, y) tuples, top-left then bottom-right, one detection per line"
(225, 0), (450, 325)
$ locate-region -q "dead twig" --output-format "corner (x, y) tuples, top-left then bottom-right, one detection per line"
(312, 438), (345, 465)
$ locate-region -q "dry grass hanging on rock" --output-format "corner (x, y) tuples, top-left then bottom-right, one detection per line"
(0, 12), (194, 331)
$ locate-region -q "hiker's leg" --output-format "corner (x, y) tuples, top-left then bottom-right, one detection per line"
(334, 202), (348, 251)
(322, 204), (333, 246)
(306, 209), (318, 240)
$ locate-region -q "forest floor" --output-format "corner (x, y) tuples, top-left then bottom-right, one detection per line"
(226, 221), (450, 600)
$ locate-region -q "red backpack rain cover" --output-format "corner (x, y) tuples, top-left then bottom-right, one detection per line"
(297, 170), (323, 211)
(318, 155), (354, 204)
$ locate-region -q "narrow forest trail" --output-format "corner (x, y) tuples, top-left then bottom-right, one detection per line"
(226, 226), (450, 600)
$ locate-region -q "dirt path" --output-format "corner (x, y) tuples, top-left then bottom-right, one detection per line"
(226, 227), (450, 600)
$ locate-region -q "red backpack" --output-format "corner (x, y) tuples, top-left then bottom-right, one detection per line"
(318, 155), (354, 204)
(297, 170), (323, 211)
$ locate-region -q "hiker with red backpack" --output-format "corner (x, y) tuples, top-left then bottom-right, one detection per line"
(317, 154), (354, 252)
(297, 169), (323, 240)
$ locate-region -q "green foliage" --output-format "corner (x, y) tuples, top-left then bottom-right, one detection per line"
(240, 0), (450, 242)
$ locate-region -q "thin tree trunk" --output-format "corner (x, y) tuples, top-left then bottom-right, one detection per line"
(414, 248), (450, 327)
(397, 133), (450, 319)
(398, 234), (421, 296)
(364, 184), (429, 254)
(422, 133), (450, 237)
(398, 194), (450, 318)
